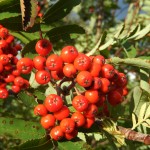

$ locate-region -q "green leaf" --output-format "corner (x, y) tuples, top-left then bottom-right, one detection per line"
(45, 83), (57, 96)
(15, 137), (53, 150)
(33, 90), (46, 101)
(46, 25), (85, 43)
(17, 91), (37, 107)
(0, 0), (20, 13)
(22, 40), (38, 58)
(138, 56), (150, 60)
(140, 69), (150, 94)
(57, 139), (92, 150)
(132, 86), (142, 113)
(20, 0), (38, 31)
(43, 0), (81, 24)
(86, 31), (107, 56)
(0, 117), (45, 141)
(0, 12), (20, 21)
(0, 15), (23, 31)
(128, 24), (150, 40)
(29, 72), (40, 89)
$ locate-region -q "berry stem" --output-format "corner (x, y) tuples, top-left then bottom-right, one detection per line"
(74, 87), (81, 95)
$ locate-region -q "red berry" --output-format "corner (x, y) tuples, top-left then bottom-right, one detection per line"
(76, 71), (93, 87)
(41, 114), (55, 129)
(71, 111), (85, 127)
(12, 69), (21, 76)
(46, 54), (63, 71)
(33, 55), (46, 70)
(101, 64), (115, 79)
(0, 40), (8, 53)
(51, 70), (64, 80)
(0, 54), (9, 65)
(83, 117), (95, 129)
(123, 87), (128, 96)
(35, 39), (53, 56)
(14, 76), (24, 87)
(44, 94), (63, 112)
(0, 63), (3, 72)
(96, 94), (106, 107)
(91, 77), (102, 90)
(89, 62), (101, 77)
(61, 46), (78, 63)
(84, 104), (98, 118)
(50, 126), (64, 141)
(5, 74), (15, 83)
(116, 73), (127, 88)
(6, 35), (14, 44)
(54, 105), (70, 120)
(11, 85), (21, 93)
(93, 55), (105, 66)
(60, 118), (75, 133)
(74, 53), (91, 71)
(0, 27), (9, 39)
(64, 129), (78, 140)
(34, 104), (48, 116)
(100, 78), (110, 93)
(72, 95), (89, 112)
(35, 70), (51, 84)
(17, 58), (33, 74)
(85, 90), (99, 103)
(108, 90), (123, 106)
(0, 88), (8, 99)
(63, 64), (77, 78)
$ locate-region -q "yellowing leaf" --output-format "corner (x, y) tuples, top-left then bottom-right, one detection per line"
(138, 103), (147, 123)
(142, 119), (150, 128)
(132, 113), (137, 129)
(144, 104), (150, 119)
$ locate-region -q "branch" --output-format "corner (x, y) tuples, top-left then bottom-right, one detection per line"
(106, 57), (150, 69)
(118, 126), (150, 145)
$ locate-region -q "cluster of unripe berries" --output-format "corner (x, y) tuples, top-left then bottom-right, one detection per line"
(0, 25), (30, 99)
(33, 39), (128, 141)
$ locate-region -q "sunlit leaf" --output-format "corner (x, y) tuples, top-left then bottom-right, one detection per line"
(132, 113), (137, 129)
(0, 117), (45, 141)
(138, 103), (147, 123)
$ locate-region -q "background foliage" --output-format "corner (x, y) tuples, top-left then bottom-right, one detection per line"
(0, 0), (150, 149)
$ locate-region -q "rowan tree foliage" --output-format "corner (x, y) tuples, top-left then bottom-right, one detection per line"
(0, 0), (150, 150)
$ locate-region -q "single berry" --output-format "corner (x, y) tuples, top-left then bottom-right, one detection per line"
(74, 53), (91, 71)
(40, 114), (55, 129)
(71, 111), (85, 127)
(34, 104), (48, 116)
(46, 54), (63, 71)
(17, 58), (33, 74)
(35, 39), (53, 56)
(54, 105), (70, 120)
(76, 71), (93, 87)
(35, 70), (51, 84)
(60, 118), (75, 133)
(61, 46), (78, 63)
(50, 126), (64, 141)
(72, 95), (89, 112)
(44, 94), (63, 112)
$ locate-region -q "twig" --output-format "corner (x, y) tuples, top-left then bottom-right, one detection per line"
(118, 126), (150, 145)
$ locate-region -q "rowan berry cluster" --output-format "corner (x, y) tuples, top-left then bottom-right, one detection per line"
(0, 25), (30, 99)
(33, 39), (128, 141)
